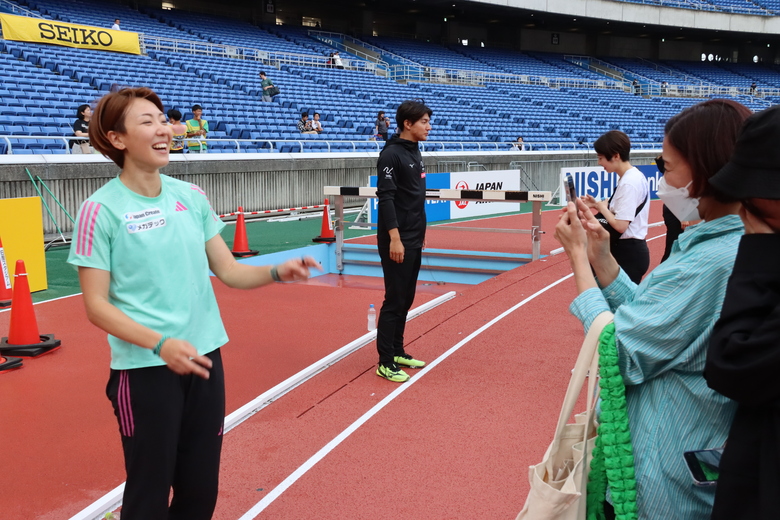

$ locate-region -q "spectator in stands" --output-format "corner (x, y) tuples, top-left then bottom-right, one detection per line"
(186, 104), (208, 153)
(333, 51), (344, 70)
(297, 112), (317, 134)
(311, 112), (323, 133)
(750, 82), (757, 96)
(259, 71), (276, 102)
(512, 136), (525, 151)
(375, 111), (389, 141)
(660, 81), (669, 95)
(581, 130), (650, 284)
(70, 86), (319, 520)
(705, 105), (780, 520)
(167, 109), (186, 154)
(111, 19), (120, 30)
(326, 52), (334, 68)
(555, 98), (750, 520)
(632, 79), (640, 95)
(374, 99), (432, 383)
(73, 104), (92, 154)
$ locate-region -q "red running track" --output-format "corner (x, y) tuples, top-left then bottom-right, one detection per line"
(0, 202), (667, 519)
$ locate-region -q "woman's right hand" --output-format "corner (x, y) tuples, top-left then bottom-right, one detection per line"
(577, 198), (611, 267)
(159, 338), (212, 379)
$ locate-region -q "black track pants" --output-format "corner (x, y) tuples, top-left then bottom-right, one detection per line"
(377, 247), (422, 366)
(106, 349), (225, 520)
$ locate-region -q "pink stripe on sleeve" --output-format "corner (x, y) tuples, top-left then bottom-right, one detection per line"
(76, 201), (93, 256)
(85, 203), (102, 257)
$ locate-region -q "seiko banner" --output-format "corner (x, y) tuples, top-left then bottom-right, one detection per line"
(369, 170), (524, 223)
(557, 164), (662, 205)
(0, 13), (141, 55)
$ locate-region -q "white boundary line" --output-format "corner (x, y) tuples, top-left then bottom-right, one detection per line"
(238, 272), (574, 519)
(66, 291), (456, 520)
(0, 292), (81, 314)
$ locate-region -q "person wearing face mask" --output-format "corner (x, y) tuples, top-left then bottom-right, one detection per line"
(705, 105), (780, 520)
(581, 131), (650, 283)
(554, 98), (750, 520)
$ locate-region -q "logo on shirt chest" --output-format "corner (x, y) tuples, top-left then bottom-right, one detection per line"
(127, 217), (166, 234)
(124, 207), (163, 221)
(123, 207), (167, 234)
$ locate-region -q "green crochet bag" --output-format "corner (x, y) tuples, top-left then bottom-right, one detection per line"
(586, 323), (639, 520)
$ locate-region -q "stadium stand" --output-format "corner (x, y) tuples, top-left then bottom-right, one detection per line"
(0, 0), (776, 154)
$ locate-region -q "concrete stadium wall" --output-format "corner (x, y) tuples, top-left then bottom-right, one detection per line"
(0, 150), (660, 236)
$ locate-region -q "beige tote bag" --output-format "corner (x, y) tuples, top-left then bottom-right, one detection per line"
(516, 312), (613, 520)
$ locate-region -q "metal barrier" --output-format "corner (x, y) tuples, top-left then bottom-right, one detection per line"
(323, 186), (552, 270)
(0, 135), (664, 155)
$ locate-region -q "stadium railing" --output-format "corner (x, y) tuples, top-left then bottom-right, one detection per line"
(0, 135), (664, 154)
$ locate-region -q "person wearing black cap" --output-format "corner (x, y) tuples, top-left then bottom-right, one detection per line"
(705, 104), (780, 520)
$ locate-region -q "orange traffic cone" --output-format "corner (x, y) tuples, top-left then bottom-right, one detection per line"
(0, 237), (11, 308)
(0, 354), (23, 374)
(312, 198), (336, 243)
(231, 207), (258, 258)
(0, 260), (61, 357)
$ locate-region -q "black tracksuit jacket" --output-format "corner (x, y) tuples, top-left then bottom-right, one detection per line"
(375, 134), (426, 249)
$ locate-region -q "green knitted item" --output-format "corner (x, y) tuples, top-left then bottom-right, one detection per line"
(586, 323), (639, 520)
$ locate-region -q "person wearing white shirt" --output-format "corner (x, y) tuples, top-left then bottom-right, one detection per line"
(111, 19), (121, 30)
(311, 112), (323, 133)
(581, 130), (650, 283)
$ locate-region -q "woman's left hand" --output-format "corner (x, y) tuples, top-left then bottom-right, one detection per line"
(276, 256), (323, 282)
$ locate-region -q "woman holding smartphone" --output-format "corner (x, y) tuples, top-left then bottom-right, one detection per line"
(67, 87), (319, 519)
(555, 99), (750, 519)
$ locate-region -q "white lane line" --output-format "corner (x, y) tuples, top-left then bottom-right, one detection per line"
(66, 292), (455, 520)
(238, 272), (574, 519)
(0, 292), (82, 314)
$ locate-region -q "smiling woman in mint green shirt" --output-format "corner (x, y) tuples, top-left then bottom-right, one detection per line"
(67, 87), (320, 519)
(554, 99), (751, 520)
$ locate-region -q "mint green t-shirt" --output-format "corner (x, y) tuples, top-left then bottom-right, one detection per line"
(67, 174), (228, 370)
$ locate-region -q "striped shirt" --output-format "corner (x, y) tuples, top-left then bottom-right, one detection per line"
(570, 214), (743, 519)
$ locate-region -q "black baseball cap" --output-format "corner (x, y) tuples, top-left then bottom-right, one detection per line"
(710, 105), (780, 200)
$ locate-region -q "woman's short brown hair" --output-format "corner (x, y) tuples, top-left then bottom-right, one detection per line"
(594, 130), (631, 162)
(89, 87), (165, 168)
(664, 99), (752, 200)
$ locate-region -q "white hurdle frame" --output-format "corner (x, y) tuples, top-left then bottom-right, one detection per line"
(323, 186), (552, 271)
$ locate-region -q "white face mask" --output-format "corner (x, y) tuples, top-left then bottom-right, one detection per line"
(656, 176), (701, 222)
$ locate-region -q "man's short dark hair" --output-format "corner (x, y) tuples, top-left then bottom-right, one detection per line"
(192, 104), (202, 111)
(396, 100), (432, 130)
(301, 112), (309, 118)
(167, 109), (182, 121)
(314, 112), (320, 117)
(594, 130), (630, 162)
(259, 71), (266, 76)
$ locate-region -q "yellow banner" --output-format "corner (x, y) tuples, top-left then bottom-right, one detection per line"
(0, 13), (140, 55)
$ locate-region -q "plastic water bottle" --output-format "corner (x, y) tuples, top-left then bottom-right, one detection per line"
(367, 304), (376, 331)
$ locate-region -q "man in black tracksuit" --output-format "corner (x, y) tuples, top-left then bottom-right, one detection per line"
(375, 100), (432, 382)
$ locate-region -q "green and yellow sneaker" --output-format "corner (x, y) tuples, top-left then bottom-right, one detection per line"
(394, 354), (425, 369)
(376, 363), (410, 382)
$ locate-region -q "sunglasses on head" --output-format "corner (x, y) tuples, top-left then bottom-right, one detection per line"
(655, 155), (665, 174)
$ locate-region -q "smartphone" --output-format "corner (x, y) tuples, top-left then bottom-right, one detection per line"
(565, 174), (577, 203)
(683, 447), (723, 487)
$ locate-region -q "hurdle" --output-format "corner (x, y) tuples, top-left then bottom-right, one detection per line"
(323, 186), (552, 271)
